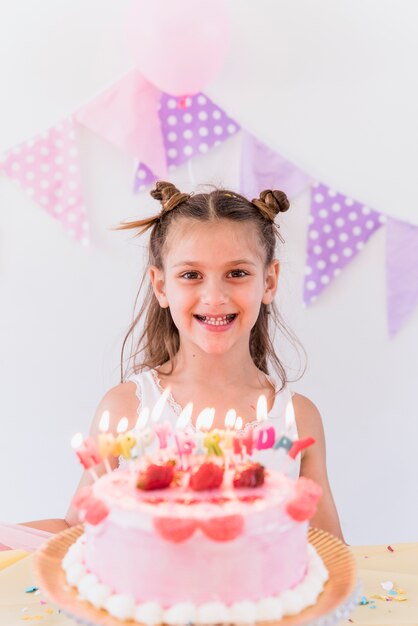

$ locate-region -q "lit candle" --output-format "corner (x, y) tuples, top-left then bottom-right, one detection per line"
(195, 407), (215, 431)
(175, 430), (196, 470)
(271, 398), (296, 473)
(242, 425), (254, 457)
(284, 397), (296, 436)
(233, 416), (244, 458)
(235, 416), (243, 430)
(151, 386), (172, 422)
(134, 407), (150, 457)
(256, 394), (268, 423)
(115, 417), (136, 460)
(203, 429), (223, 457)
(154, 421), (172, 450)
(194, 407), (215, 463)
(138, 427), (156, 461)
(194, 431), (206, 457)
(175, 402), (193, 430)
(288, 437), (316, 459)
(222, 409), (236, 469)
(71, 433), (101, 480)
(274, 435), (293, 451)
(255, 424), (276, 450)
(97, 410), (114, 473)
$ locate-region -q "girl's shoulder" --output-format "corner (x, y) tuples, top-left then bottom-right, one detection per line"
(291, 393), (325, 446)
(91, 382), (139, 435)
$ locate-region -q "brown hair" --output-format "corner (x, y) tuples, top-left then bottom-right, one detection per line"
(116, 181), (305, 389)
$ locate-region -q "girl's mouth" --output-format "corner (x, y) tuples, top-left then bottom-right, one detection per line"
(194, 313), (238, 329)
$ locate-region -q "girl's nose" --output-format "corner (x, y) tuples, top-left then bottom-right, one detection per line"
(200, 278), (228, 306)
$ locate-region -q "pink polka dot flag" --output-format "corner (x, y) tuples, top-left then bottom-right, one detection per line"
(304, 182), (386, 305)
(134, 92), (240, 191)
(0, 117), (89, 245)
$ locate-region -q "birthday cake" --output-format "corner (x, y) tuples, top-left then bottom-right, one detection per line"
(63, 424), (328, 625)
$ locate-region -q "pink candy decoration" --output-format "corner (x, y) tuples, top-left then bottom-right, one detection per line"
(76, 437), (101, 469)
(72, 485), (93, 510)
(0, 117), (89, 245)
(286, 477), (322, 522)
(84, 498), (110, 525)
(72, 486), (109, 525)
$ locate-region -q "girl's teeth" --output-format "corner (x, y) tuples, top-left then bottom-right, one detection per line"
(200, 315), (234, 326)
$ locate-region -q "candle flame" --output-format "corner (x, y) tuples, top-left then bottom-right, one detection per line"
(176, 401), (193, 429)
(285, 399), (295, 432)
(256, 394), (268, 422)
(234, 416), (243, 431)
(136, 407), (150, 430)
(98, 410), (110, 433)
(195, 407), (215, 431)
(70, 432), (83, 450)
(117, 417), (129, 434)
(224, 408), (237, 429)
(151, 386), (171, 423)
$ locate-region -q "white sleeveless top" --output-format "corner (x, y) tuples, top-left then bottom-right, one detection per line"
(122, 368), (300, 479)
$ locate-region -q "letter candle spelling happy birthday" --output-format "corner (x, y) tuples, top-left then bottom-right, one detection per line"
(175, 402), (195, 470)
(115, 417), (136, 460)
(71, 391), (315, 478)
(97, 411), (114, 473)
(71, 433), (101, 480)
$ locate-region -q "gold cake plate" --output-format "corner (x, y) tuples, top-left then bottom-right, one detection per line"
(34, 525), (361, 626)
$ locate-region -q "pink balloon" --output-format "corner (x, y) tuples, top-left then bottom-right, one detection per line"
(126, 0), (231, 96)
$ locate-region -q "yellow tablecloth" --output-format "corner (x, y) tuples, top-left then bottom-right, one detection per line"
(342, 542), (418, 626)
(0, 543), (417, 625)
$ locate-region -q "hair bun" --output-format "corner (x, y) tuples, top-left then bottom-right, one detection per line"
(150, 180), (191, 213)
(259, 189), (290, 215)
(150, 181), (180, 205)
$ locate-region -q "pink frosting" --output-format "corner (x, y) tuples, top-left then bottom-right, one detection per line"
(82, 469), (310, 607)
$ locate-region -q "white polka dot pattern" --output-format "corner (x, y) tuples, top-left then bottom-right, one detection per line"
(134, 93), (240, 192)
(0, 117), (89, 245)
(303, 182), (385, 304)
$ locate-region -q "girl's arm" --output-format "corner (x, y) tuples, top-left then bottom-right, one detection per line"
(65, 381), (139, 527)
(292, 393), (345, 543)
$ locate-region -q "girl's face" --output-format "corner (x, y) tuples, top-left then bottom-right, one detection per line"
(150, 219), (279, 357)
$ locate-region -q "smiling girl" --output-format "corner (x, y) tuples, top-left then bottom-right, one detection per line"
(63, 181), (344, 540)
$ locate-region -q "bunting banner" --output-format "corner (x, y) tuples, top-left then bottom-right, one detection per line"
(303, 182), (386, 305)
(76, 69), (167, 178)
(239, 132), (314, 200)
(134, 92), (240, 192)
(1, 68), (417, 335)
(386, 218), (418, 337)
(0, 117), (89, 245)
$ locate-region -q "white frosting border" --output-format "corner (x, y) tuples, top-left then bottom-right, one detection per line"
(62, 535), (329, 624)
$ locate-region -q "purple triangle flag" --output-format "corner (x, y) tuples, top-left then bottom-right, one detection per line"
(304, 182), (386, 305)
(239, 132), (313, 200)
(134, 93), (240, 192)
(386, 218), (418, 337)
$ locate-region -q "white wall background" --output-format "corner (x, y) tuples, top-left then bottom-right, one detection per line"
(1, 0), (417, 546)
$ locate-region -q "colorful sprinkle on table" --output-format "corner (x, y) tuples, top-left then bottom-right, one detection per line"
(370, 585), (408, 602)
(387, 545), (394, 552)
(24, 586), (38, 593)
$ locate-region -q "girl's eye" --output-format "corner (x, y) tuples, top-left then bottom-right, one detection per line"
(180, 271), (201, 280)
(229, 269), (249, 278)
